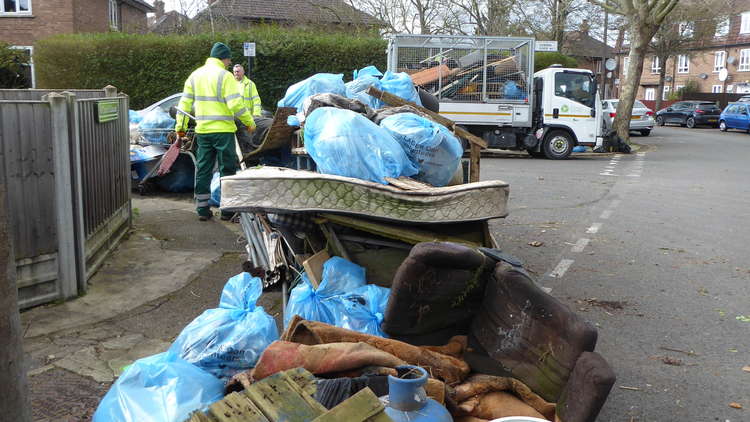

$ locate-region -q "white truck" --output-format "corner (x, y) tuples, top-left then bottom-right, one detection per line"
(387, 34), (606, 159)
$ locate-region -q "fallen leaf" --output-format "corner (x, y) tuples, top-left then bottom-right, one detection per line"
(736, 315), (750, 322)
(729, 402), (742, 409)
(742, 366), (750, 373)
(729, 348), (739, 353)
(528, 241), (544, 247)
(660, 356), (683, 366)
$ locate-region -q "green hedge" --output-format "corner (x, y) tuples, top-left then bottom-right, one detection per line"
(534, 52), (578, 72)
(35, 26), (388, 109)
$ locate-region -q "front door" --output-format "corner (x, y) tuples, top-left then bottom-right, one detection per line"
(548, 71), (598, 144)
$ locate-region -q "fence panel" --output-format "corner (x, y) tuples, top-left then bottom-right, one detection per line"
(0, 89), (107, 101)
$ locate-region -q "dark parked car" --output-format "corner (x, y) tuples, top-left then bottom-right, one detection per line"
(719, 102), (750, 133)
(737, 95), (750, 102)
(655, 101), (721, 128)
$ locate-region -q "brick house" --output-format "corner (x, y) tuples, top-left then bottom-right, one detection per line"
(0, 0), (154, 87)
(615, 4), (750, 101)
(561, 23), (616, 98)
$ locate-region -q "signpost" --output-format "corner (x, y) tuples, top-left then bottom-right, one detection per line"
(244, 42), (256, 76)
(534, 41), (558, 52)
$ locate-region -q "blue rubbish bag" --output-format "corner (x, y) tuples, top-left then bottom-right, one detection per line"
(209, 172), (221, 207)
(169, 273), (279, 380)
(333, 284), (391, 337)
(92, 352), (223, 422)
(503, 81), (527, 100)
(154, 153), (194, 193)
(277, 73), (346, 112)
(304, 107), (418, 184)
(345, 75), (383, 109)
(353, 65), (383, 79)
(380, 113), (463, 187)
(572, 145), (587, 153)
(284, 256), (367, 327)
(381, 71), (422, 106)
(129, 109), (143, 124)
(138, 108), (175, 145)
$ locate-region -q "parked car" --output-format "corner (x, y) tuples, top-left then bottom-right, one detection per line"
(719, 102), (750, 132)
(602, 99), (654, 136)
(655, 101), (721, 128)
(139, 93), (182, 115)
(736, 95), (750, 102)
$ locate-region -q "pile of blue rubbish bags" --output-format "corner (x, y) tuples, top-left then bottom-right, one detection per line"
(94, 256), (391, 422)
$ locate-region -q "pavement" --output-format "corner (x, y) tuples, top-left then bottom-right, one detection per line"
(22, 194), (283, 421)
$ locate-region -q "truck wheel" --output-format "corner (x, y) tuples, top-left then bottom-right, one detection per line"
(543, 130), (573, 159)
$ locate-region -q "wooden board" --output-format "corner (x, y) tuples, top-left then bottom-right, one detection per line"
(311, 388), (393, 422)
(409, 64), (458, 86)
(208, 392), (270, 422)
(243, 107), (296, 162)
(244, 371), (327, 421)
(302, 249), (330, 288)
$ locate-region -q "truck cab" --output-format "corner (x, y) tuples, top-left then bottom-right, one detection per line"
(532, 66), (603, 159)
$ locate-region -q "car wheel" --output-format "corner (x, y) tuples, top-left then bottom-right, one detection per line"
(719, 121), (727, 132)
(640, 129), (651, 136)
(543, 130), (573, 160)
(686, 117), (696, 128)
(656, 116), (665, 126)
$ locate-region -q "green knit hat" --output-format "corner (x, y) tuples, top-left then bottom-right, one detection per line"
(210, 42), (231, 60)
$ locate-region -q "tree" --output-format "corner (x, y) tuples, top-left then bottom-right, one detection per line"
(0, 43), (30, 88)
(648, 0), (720, 111)
(0, 182), (30, 420)
(589, 0), (679, 142)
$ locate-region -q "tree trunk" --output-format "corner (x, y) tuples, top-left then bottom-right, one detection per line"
(0, 183), (30, 421)
(654, 54), (668, 111)
(614, 23), (654, 143)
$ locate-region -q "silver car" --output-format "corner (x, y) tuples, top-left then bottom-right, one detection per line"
(602, 99), (655, 136)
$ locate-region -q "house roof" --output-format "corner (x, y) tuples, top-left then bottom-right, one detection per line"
(196, 0), (382, 26)
(122, 0), (155, 13)
(149, 10), (189, 33)
(562, 30), (615, 58)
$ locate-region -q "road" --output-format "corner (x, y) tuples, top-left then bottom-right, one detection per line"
(482, 125), (750, 422)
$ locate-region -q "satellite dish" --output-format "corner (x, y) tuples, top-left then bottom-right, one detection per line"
(719, 68), (729, 81)
(606, 71), (613, 78)
(727, 56), (736, 65)
(698, 73), (708, 79)
(665, 76), (673, 82)
(605, 58), (617, 71)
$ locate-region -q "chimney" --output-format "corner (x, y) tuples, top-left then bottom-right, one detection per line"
(154, 0), (164, 17)
(579, 19), (590, 35)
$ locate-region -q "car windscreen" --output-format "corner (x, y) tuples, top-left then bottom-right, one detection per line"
(697, 104), (719, 112)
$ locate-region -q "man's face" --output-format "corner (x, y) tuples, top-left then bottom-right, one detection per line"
(233, 66), (244, 81)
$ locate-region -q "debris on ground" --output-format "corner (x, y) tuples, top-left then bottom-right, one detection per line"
(658, 356), (684, 366)
(729, 402), (743, 409)
(528, 241), (544, 247)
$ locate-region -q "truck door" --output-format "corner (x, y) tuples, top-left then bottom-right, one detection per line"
(547, 71), (598, 145)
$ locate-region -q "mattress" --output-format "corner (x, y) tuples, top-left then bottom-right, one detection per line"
(221, 167), (509, 224)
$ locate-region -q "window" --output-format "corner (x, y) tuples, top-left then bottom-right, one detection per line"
(0, 0), (30, 14)
(645, 88), (655, 101)
(677, 55), (689, 73)
(623, 57), (630, 77)
(651, 56), (661, 74)
(554, 72), (596, 108)
(712, 85), (723, 93)
(679, 21), (694, 37)
(740, 49), (750, 71)
(727, 84), (734, 93)
(675, 85), (685, 96)
(714, 51), (726, 72)
(9, 46), (34, 88)
(715, 18), (730, 37)
(663, 86), (671, 100)
(108, 0), (119, 30)
(741, 12), (750, 34)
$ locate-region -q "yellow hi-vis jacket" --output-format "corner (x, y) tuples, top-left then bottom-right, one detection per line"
(239, 76), (262, 117)
(175, 57), (256, 134)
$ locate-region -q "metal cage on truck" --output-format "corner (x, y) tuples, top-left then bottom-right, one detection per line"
(387, 34), (535, 127)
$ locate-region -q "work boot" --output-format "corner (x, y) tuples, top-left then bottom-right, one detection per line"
(197, 207), (213, 221)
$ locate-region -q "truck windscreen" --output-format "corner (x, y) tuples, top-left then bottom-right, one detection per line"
(554, 72), (595, 108)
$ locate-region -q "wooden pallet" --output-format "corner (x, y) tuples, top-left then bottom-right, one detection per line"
(185, 368), (393, 422)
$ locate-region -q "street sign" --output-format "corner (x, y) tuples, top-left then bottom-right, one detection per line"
(243, 42), (256, 57)
(534, 41), (558, 52)
(96, 100), (119, 123)
(605, 58), (617, 71)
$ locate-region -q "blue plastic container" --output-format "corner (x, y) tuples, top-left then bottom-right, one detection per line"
(382, 365), (453, 422)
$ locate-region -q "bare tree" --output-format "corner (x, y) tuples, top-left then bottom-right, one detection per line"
(589, 0), (679, 142)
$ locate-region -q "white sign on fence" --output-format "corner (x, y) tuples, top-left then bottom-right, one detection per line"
(535, 41), (558, 52)
(243, 42), (256, 57)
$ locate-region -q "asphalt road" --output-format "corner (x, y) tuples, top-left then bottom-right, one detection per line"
(482, 126), (750, 422)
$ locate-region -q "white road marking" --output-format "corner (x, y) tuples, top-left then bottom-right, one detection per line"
(600, 209), (613, 219)
(571, 238), (590, 253)
(586, 223), (602, 234)
(600, 173), (617, 176)
(541, 286), (553, 293)
(549, 259), (575, 278)
(626, 174), (641, 177)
